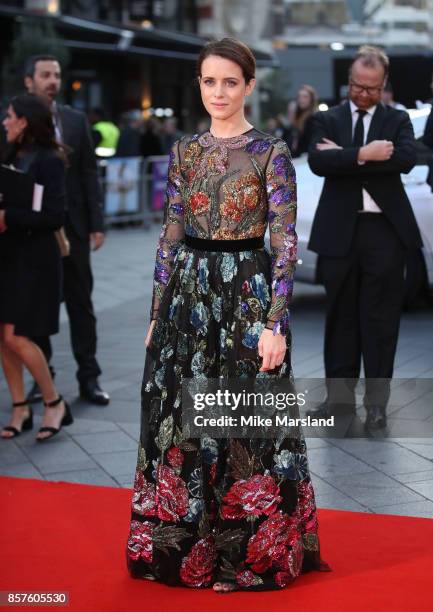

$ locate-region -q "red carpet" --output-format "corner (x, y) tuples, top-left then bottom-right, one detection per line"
(0, 476), (432, 612)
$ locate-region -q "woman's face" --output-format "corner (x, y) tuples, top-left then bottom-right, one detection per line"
(2, 105), (28, 143)
(199, 55), (255, 123)
(297, 88), (313, 110)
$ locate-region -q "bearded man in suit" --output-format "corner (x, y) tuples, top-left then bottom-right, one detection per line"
(306, 46), (422, 430)
(24, 55), (110, 406)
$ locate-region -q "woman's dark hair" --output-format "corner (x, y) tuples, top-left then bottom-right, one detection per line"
(197, 38), (256, 84)
(24, 54), (59, 78)
(7, 93), (68, 163)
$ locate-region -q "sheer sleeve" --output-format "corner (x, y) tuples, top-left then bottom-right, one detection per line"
(264, 140), (298, 336)
(150, 140), (185, 321)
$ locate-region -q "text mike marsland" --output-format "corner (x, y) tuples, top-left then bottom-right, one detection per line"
(193, 414), (335, 428)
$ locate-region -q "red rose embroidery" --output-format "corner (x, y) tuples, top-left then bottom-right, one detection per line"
(209, 463), (217, 486)
(127, 520), (153, 563)
(298, 480), (318, 533)
(246, 510), (299, 573)
(189, 192), (210, 215)
(180, 536), (216, 587)
(236, 570), (257, 587)
(132, 470), (156, 517)
(242, 280), (250, 293)
(275, 571), (293, 588)
(288, 537), (304, 578)
(155, 464), (189, 522)
(220, 196), (242, 222)
(166, 446), (184, 468)
(221, 475), (282, 520)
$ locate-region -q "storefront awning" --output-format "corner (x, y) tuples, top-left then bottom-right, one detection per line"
(0, 7), (279, 67)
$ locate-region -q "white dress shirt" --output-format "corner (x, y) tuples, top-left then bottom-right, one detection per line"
(51, 101), (64, 143)
(349, 99), (382, 213)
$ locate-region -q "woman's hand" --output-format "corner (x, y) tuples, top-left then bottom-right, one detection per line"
(258, 328), (286, 372)
(0, 210), (7, 233)
(145, 319), (156, 348)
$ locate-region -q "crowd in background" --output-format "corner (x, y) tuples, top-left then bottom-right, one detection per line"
(86, 78), (413, 162)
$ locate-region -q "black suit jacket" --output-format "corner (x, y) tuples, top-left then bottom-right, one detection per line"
(421, 106), (433, 192)
(58, 105), (104, 239)
(307, 101), (422, 256)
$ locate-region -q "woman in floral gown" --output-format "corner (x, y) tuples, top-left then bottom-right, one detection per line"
(126, 38), (330, 593)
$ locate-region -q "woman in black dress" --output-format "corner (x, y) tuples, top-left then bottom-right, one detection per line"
(287, 85), (318, 158)
(0, 93), (73, 442)
(126, 39), (330, 593)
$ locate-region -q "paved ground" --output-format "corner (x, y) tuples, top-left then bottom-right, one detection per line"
(1, 226), (433, 518)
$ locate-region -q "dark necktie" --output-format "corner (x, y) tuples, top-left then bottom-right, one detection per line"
(353, 109), (367, 146)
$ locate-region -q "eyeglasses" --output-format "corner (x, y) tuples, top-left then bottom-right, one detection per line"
(349, 79), (384, 96)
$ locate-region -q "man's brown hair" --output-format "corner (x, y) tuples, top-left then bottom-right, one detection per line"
(350, 45), (389, 80)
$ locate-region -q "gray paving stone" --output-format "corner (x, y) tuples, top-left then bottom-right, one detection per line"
(393, 469), (433, 484)
(369, 500), (433, 518)
(310, 474), (341, 497)
(328, 440), (433, 475)
(21, 440), (98, 475)
(47, 468), (119, 487)
(100, 379), (135, 393)
(92, 450), (137, 477)
(0, 462), (43, 479)
(363, 448), (433, 476)
(72, 430), (137, 454)
(68, 400), (140, 424)
(306, 446), (375, 478)
(65, 418), (120, 436)
(387, 419), (433, 438)
(315, 493), (370, 513)
(330, 470), (427, 507)
(405, 481), (433, 501)
(0, 441), (31, 466)
(115, 474), (134, 488)
(395, 443), (433, 460)
(116, 422), (140, 442)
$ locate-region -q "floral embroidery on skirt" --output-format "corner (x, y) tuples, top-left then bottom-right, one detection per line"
(126, 244), (329, 590)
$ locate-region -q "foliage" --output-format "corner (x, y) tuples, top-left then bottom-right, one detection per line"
(1, 17), (70, 101)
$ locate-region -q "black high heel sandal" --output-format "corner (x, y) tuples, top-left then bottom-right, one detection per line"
(36, 395), (73, 442)
(1, 401), (33, 439)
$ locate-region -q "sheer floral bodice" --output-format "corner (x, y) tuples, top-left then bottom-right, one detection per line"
(150, 128), (298, 335)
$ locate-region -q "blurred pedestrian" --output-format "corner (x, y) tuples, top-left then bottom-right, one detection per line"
(116, 109), (143, 157)
(381, 82), (406, 110)
(266, 116), (292, 148)
(287, 84), (318, 157)
(23, 54), (110, 405)
(89, 107), (120, 154)
(160, 117), (183, 154)
(307, 45), (422, 430)
(140, 117), (163, 157)
(0, 93), (73, 441)
(422, 97), (433, 192)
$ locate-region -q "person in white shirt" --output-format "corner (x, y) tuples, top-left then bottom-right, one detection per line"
(382, 82), (407, 111)
(306, 45), (422, 431)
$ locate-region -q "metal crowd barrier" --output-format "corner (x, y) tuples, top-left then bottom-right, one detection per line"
(97, 154), (169, 226)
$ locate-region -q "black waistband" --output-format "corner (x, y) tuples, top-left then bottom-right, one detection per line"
(184, 234), (264, 252)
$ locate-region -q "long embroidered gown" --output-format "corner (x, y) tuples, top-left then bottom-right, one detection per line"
(126, 128), (329, 590)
